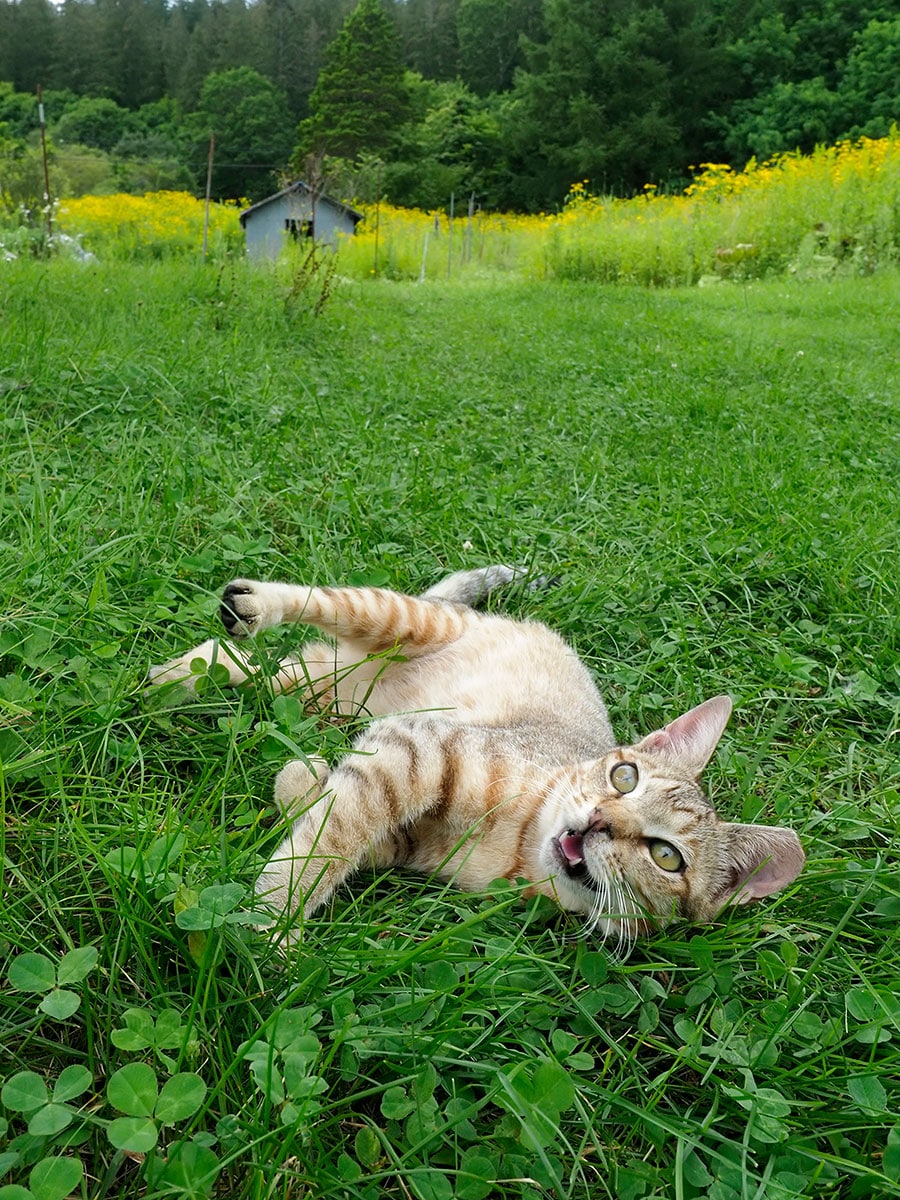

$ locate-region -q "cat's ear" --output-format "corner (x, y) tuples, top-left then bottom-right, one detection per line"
(718, 824), (806, 906)
(636, 695), (733, 777)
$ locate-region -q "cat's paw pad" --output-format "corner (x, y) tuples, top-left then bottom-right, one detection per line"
(273, 756), (329, 821)
(221, 580), (265, 637)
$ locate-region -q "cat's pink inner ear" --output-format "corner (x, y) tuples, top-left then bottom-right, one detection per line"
(719, 824), (806, 906)
(636, 695), (733, 776)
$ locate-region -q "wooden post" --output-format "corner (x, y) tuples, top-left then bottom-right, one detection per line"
(202, 132), (215, 258)
(373, 159), (383, 277)
(446, 192), (454, 279)
(37, 85), (52, 240)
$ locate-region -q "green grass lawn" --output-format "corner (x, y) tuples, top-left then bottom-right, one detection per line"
(1, 260), (898, 1199)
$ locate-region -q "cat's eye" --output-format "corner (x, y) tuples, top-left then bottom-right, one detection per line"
(649, 840), (684, 873)
(610, 762), (638, 794)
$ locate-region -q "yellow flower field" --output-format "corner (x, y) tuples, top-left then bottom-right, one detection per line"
(55, 133), (900, 286)
(343, 134), (900, 284)
(59, 191), (243, 259)
(540, 134), (900, 285)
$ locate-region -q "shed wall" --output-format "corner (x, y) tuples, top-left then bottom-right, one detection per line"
(243, 192), (356, 259)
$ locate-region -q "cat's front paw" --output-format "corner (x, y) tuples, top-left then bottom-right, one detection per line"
(273, 756), (330, 821)
(220, 579), (268, 638)
(145, 638), (253, 693)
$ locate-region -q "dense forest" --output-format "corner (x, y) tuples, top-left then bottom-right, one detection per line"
(0, 0), (897, 211)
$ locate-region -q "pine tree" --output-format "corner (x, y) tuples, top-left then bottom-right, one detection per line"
(297, 0), (407, 161)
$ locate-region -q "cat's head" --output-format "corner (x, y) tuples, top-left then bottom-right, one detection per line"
(536, 696), (805, 947)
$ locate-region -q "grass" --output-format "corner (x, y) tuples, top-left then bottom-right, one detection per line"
(0, 257), (898, 1199)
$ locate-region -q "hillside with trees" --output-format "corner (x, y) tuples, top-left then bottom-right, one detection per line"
(0, 0), (897, 212)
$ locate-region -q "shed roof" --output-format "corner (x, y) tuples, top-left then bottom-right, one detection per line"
(239, 181), (364, 227)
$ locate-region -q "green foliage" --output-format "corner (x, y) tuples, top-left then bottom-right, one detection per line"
(52, 97), (133, 154)
(455, 0), (542, 95)
(189, 67), (294, 201)
(111, 1007), (198, 1072)
(240, 1007), (328, 1123)
(106, 1063), (207, 1151)
(499, 0), (726, 206)
(297, 0), (408, 162)
(2, 1066), (92, 1138)
(386, 75), (503, 209)
(0, 82), (42, 142)
(0, 258), (898, 1198)
(6, 947), (97, 1020)
(0, 1155), (83, 1200)
(0, 0), (898, 213)
(0, 141), (52, 221)
(717, 0), (900, 160)
(841, 18), (900, 139)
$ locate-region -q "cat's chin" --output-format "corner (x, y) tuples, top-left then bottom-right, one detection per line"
(552, 831), (601, 893)
(548, 832), (606, 916)
(548, 830), (654, 944)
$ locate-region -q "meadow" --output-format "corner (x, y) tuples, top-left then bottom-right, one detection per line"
(0, 253), (898, 1200)
(49, 132), (900, 287)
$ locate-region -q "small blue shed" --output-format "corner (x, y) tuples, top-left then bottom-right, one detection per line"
(239, 181), (363, 260)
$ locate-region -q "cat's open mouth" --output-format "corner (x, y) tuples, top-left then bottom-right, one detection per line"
(554, 830), (600, 892)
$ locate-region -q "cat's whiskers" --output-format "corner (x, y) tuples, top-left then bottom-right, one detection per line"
(580, 866), (641, 959)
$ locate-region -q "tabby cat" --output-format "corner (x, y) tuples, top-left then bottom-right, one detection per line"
(149, 566), (805, 945)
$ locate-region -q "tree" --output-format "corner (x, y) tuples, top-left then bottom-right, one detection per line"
(0, 80), (40, 142)
(2, 0), (57, 93)
(99, 0), (168, 107)
(499, 0), (691, 208)
(296, 0), (408, 161)
(839, 18), (900, 138)
(397, 0), (460, 82)
(53, 96), (135, 152)
(713, 0), (899, 160)
(721, 77), (843, 159)
(455, 0), (543, 95)
(52, 0), (107, 96)
(255, 0), (357, 120)
(385, 74), (504, 208)
(191, 66), (294, 200)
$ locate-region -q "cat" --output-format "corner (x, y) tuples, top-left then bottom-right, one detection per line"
(149, 565), (805, 947)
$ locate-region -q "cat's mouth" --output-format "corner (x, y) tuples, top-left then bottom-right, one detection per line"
(554, 830), (600, 893)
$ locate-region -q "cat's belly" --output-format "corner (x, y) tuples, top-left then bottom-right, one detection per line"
(331, 622), (613, 746)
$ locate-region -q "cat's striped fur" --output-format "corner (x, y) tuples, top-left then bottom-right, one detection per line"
(149, 566), (805, 944)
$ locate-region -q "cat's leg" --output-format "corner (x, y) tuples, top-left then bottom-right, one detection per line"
(220, 580), (478, 657)
(420, 565), (555, 605)
(146, 638), (255, 690)
(147, 636), (338, 700)
(272, 755), (330, 821)
(256, 717), (464, 918)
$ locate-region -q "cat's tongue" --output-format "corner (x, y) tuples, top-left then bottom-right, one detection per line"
(559, 832), (585, 866)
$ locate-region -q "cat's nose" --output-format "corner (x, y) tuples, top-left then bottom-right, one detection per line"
(588, 810), (610, 835)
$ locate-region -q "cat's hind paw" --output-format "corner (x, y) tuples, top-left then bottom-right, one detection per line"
(220, 579), (270, 638)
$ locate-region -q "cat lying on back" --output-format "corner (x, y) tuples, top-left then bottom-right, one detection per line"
(149, 566), (805, 946)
